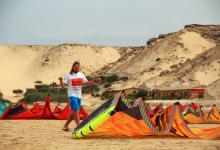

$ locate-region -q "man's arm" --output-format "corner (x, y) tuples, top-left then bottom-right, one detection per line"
(58, 77), (66, 88)
(84, 78), (101, 86)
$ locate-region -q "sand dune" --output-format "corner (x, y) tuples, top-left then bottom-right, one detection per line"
(0, 44), (121, 99)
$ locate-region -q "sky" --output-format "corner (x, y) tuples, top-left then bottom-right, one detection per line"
(0, 0), (220, 46)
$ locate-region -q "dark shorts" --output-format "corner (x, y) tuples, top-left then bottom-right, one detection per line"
(69, 96), (82, 110)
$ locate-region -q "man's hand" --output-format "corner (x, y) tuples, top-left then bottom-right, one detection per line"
(94, 78), (101, 83)
(58, 77), (65, 88)
(84, 77), (102, 86)
(58, 77), (63, 81)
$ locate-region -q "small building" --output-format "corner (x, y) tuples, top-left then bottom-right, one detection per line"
(190, 85), (206, 99)
(148, 85), (206, 100)
(106, 87), (143, 95)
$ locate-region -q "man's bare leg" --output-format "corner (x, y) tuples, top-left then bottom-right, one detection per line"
(63, 111), (75, 129)
(63, 110), (80, 129)
(73, 110), (80, 125)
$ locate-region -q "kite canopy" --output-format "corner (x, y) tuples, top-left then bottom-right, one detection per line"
(0, 102), (9, 116)
(146, 103), (163, 118)
(182, 104), (206, 124)
(206, 104), (220, 123)
(180, 103), (220, 124)
(0, 95), (88, 120)
(72, 91), (220, 139)
(30, 102), (43, 114)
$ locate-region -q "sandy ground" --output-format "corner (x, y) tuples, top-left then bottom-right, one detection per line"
(1, 95), (220, 150)
(1, 116), (220, 150)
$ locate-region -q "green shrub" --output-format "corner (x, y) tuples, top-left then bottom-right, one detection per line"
(101, 91), (112, 100)
(82, 84), (99, 93)
(59, 88), (67, 93)
(104, 83), (111, 88)
(198, 94), (204, 98)
(156, 58), (161, 61)
(107, 74), (118, 83)
(50, 94), (68, 103)
(20, 92), (68, 103)
(136, 90), (148, 98)
(107, 94), (113, 99)
(20, 92), (45, 103)
(149, 67), (155, 71)
(0, 98), (12, 104)
(12, 89), (23, 96)
(94, 93), (100, 97)
(166, 95), (173, 100)
(127, 94), (136, 100)
(34, 80), (42, 84)
(119, 77), (128, 81)
(145, 96), (152, 100)
(37, 87), (50, 93)
(143, 96), (149, 100)
(161, 96), (166, 100)
(50, 82), (58, 89)
(95, 87), (100, 92)
(99, 75), (107, 82)
(35, 85), (50, 90)
(24, 90), (37, 96)
(0, 91), (3, 99)
(187, 58), (191, 61)
(86, 76), (93, 81)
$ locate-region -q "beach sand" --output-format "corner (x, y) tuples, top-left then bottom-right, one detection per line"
(1, 95), (220, 150)
(1, 116), (220, 150)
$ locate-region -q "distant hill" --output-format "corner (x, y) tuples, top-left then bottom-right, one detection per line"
(91, 24), (220, 99)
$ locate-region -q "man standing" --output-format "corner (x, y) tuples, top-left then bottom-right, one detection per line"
(58, 61), (101, 131)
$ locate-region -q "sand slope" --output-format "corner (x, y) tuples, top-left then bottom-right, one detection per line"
(0, 44), (121, 99)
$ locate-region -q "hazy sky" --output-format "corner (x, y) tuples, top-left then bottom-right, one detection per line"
(0, 0), (219, 46)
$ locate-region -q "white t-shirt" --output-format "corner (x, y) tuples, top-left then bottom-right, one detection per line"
(63, 72), (88, 98)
